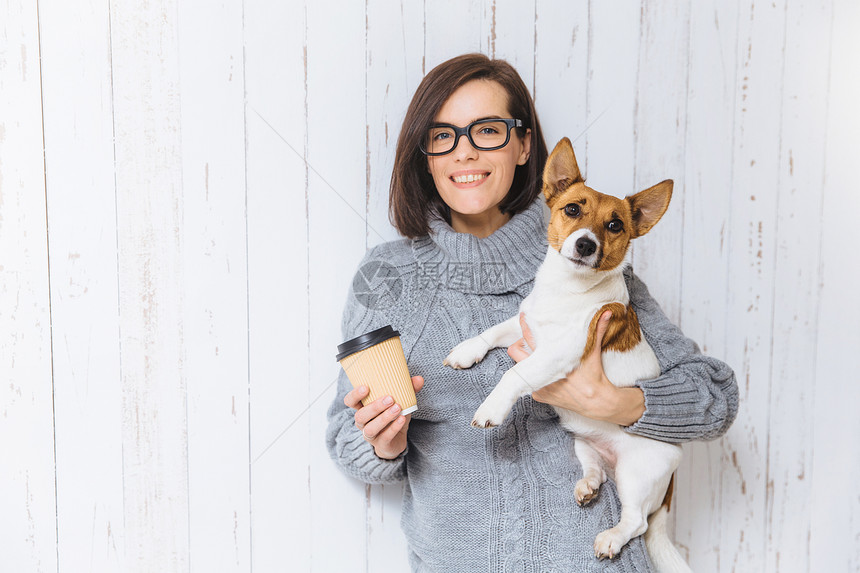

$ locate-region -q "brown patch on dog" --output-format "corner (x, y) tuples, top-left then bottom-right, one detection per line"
(661, 473), (675, 512)
(541, 138), (674, 271)
(581, 303), (643, 359)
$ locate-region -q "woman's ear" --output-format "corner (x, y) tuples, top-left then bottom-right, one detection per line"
(516, 128), (532, 166)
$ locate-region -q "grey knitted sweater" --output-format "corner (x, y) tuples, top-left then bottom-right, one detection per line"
(326, 197), (738, 572)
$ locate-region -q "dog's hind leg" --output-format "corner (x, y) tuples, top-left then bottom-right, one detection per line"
(573, 440), (606, 506)
(593, 483), (649, 560)
(593, 446), (679, 561)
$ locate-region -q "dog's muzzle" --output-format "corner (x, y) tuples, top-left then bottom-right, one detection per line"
(575, 237), (597, 257)
(562, 229), (601, 268)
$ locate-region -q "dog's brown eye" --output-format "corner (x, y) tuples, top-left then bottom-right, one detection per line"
(564, 204), (581, 217)
(607, 219), (624, 233)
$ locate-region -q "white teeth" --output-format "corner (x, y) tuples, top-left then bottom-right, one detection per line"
(452, 173), (488, 183)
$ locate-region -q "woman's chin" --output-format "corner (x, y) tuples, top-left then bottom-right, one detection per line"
(444, 192), (504, 216)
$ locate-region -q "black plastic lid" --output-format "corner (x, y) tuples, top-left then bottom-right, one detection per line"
(336, 325), (400, 361)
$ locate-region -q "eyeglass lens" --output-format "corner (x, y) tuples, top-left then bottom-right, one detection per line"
(425, 120), (513, 155)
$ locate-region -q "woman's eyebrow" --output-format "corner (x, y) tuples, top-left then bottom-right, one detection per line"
(469, 115), (504, 123)
(432, 115), (505, 127)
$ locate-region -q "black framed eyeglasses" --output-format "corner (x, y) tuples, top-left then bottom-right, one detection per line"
(420, 118), (525, 156)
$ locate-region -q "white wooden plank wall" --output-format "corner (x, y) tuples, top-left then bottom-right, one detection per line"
(39, 1), (123, 570)
(1, 2), (57, 571)
(1, 1), (857, 572)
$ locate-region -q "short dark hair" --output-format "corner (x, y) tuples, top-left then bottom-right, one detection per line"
(389, 53), (549, 239)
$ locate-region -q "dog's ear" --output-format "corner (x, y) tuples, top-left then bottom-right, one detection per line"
(627, 180), (673, 238)
(542, 137), (583, 206)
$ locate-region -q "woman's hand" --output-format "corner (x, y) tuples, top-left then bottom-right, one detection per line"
(344, 376), (425, 460)
(507, 312), (646, 426)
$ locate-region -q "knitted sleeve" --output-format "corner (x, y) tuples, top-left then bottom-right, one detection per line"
(623, 268), (739, 443)
(324, 253), (408, 485)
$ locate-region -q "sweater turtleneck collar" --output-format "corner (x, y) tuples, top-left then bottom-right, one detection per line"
(411, 197), (548, 294)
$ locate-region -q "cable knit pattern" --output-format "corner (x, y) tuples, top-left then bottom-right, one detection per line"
(325, 197), (739, 571)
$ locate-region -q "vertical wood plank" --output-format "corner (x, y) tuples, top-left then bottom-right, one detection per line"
(675, 2), (739, 570)
(584, 1), (640, 193)
(630, 1), (690, 323)
(810, 0), (860, 570)
(365, 0), (424, 247)
(533, 0), (589, 156)
(305, 1), (369, 571)
(243, 0), (312, 570)
(108, 0), (189, 569)
(367, 483), (411, 573)
(245, 115), (313, 572)
(38, 0), (125, 570)
(0, 2), (58, 571)
(480, 0), (536, 90)
(424, 0), (482, 69)
(720, 1), (786, 570)
(765, 2), (833, 571)
(177, 1), (251, 571)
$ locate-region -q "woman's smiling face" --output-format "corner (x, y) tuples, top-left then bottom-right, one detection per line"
(427, 79), (531, 237)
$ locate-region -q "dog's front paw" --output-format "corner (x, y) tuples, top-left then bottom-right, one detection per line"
(471, 396), (511, 429)
(443, 337), (491, 370)
(594, 527), (630, 561)
(574, 477), (601, 506)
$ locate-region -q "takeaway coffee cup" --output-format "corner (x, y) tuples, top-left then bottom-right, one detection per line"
(336, 325), (418, 415)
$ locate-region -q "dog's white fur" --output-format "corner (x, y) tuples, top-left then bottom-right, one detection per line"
(443, 148), (690, 571)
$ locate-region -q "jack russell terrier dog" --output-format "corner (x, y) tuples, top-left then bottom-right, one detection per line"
(444, 137), (690, 572)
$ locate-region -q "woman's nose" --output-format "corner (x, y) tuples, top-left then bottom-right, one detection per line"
(451, 135), (479, 161)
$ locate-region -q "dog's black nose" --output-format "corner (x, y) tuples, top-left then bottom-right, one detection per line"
(575, 237), (597, 257)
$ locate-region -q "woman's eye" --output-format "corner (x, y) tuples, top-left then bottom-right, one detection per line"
(478, 127), (499, 135)
(564, 204), (580, 217)
(433, 132), (452, 141)
(607, 219), (624, 233)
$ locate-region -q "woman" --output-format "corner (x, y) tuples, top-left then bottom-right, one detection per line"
(326, 53), (738, 572)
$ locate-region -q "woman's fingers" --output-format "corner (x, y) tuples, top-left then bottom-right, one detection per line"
(353, 395), (396, 429)
(584, 310), (612, 365)
(412, 375), (425, 393)
(346, 375), (422, 447)
(372, 410), (409, 444)
(343, 385), (369, 410)
(346, 375), (424, 411)
(507, 338), (532, 362)
(519, 312), (537, 350)
(359, 400), (403, 440)
(507, 313), (535, 363)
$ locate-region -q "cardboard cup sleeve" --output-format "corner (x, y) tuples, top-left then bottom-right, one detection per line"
(336, 325), (418, 415)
